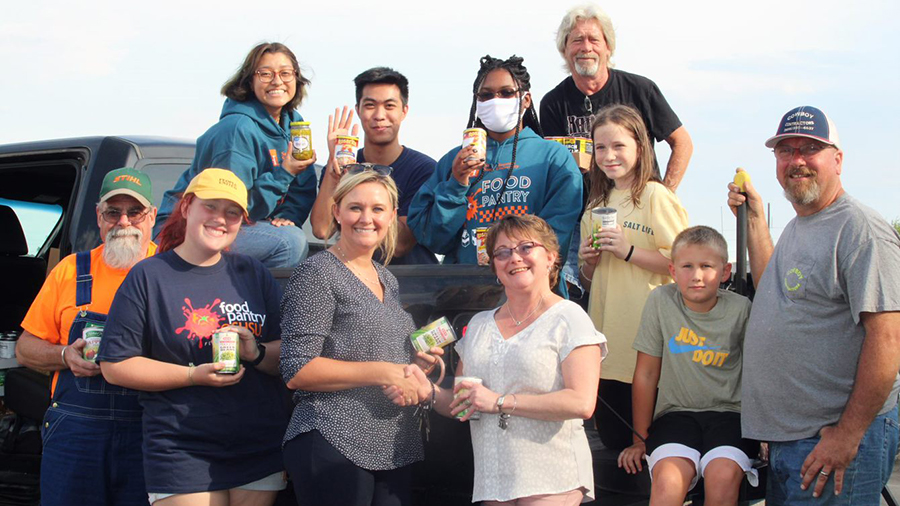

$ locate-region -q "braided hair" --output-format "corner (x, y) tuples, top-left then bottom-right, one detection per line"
(464, 55), (542, 208)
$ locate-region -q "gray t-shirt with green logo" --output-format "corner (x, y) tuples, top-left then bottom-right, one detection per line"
(742, 193), (900, 442)
(634, 284), (751, 420)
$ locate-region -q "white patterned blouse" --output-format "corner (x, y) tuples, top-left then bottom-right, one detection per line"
(455, 300), (608, 502)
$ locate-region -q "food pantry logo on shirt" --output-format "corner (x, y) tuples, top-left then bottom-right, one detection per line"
(175, 298), (266, 346)
(464, 164), (532, 227)
(176, 298), (225, 346)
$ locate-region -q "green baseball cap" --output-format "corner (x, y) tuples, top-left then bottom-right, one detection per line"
(99, 167), (153, 207)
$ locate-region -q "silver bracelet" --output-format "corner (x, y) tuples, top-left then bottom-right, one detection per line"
(60, 345), (69, 368)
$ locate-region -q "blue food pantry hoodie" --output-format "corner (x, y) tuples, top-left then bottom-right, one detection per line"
(408, 126), (582, 267)
(155, 98), (317, 232)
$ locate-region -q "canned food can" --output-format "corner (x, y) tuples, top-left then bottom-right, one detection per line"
(409, 317), (457, 353)
(475, 227), (490, 266)
(82, 324), (103, 362)
(0, 336), (15, 359)
(334, 135), (359, 167)
(545, 136), (593, 155)
(453, 376), (483, 420)
(290, 121), (314, 161)
(212, 330), (240, 374)
(591, 207), (617, 248)
(462, 128), (487, 171)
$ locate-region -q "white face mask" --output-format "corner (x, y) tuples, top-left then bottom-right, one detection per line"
(476, 96), (523, 133)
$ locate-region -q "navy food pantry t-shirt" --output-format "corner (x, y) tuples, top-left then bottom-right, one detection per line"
(98, 250), (289, 494)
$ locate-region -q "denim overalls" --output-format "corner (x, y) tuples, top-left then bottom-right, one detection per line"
(40, 251), (149, 505)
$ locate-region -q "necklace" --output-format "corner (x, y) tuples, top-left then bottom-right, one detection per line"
(506, 294), (545, 326)
(335, 244), (379, 286)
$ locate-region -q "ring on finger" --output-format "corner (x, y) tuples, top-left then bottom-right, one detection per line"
(819, 470), (829, 477)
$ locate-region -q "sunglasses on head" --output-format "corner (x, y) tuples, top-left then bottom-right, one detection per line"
(344, 163), (393, 177)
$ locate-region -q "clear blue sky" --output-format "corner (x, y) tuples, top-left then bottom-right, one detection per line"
(2, 0), (897, 258)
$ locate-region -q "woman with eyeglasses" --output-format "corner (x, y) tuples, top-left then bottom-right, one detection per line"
(279, 166), (441, 506)
(154, 42), (317, 270)
(98, 169), (290, 505)
(391, 214), (606, 505)
(408, 56), (582, 284)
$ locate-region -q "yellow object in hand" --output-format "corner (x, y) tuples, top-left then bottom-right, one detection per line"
(734, 170), (751, 192)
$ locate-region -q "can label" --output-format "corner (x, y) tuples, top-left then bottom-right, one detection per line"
(410, 317), (457, 353)
(82, 323), (104, 362)
(462, 128), (487, 171)
(591, 207), (617, 248)
(290, 122), (313, 161)
(335, 135), (359, 167)
(0, 340), (15, 359)
(545, 136), (593, 154)
(475, 227), (490, 266)
(213, 330), (240, 374)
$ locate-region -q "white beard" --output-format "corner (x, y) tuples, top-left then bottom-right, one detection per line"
(103, 228), (144, 269)
(573, 57), (599, 77)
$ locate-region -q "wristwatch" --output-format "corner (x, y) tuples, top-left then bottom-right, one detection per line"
(249, 341), (266, 367)
(497, 395), (507, 414)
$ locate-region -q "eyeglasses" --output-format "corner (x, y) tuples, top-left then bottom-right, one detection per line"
(492, 241), (546, 261)
(773, 143), (830, 161)
(255, 69), (297, 84)
(476, 88), (520, 102)
(344, 163), (393, 177)
(100, 207), (150, 224)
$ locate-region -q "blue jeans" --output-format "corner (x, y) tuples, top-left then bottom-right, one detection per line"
(766, 407), (899, 505)
(232, 221), (308, 270)
(41, 403), (147, 506)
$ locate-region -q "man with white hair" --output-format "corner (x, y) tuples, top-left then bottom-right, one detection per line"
(16, 167), (157, 505)
(728, 106), (900, 503)
(541, 4), (692, 191)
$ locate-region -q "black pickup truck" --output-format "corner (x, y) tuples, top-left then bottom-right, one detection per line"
(0, 136), (781, 506)
(0, 136), (508, 505)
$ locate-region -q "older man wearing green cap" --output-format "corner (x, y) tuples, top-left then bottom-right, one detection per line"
(16, 167), (157, 506)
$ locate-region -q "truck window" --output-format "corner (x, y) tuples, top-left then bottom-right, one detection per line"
(134, 162), (190, 209)
(0, 198), (62, 256)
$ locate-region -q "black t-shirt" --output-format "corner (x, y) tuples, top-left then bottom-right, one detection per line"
(98, 250), (289, 493)
(359, 146), (438, 265)
(539, 69), (683, 180)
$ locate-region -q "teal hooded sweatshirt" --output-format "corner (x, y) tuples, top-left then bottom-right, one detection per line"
(155, 98), (317, 232)
(408, 127), (582, 267)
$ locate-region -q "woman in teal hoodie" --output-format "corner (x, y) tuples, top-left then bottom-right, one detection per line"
(408, 55), (582, 291)
(156, 42), (317, 269)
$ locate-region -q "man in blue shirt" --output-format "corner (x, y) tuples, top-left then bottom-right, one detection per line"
(310, 67), (437, 264)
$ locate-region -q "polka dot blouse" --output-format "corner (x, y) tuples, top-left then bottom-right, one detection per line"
(279, 251), (423, 470)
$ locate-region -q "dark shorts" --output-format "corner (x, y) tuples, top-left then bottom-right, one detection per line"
(646, 411), (758, 458)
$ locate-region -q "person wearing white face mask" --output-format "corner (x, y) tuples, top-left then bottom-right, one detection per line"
(408, 55), (582, 295)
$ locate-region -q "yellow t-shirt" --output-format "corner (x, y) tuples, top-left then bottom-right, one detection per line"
(20, 243), (157, 394)
(579, 182), (688, 383)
